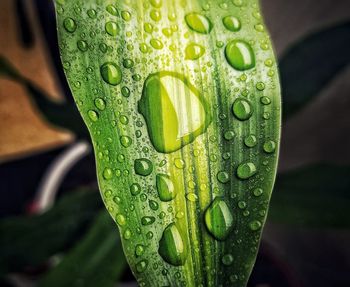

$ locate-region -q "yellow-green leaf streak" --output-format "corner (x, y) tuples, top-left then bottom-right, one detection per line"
(55, 0), (281, 286)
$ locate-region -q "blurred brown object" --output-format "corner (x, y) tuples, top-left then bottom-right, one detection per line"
(0, 0), (73, 163)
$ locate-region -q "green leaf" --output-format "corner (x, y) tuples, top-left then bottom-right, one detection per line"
(0, 55), (87, 137)
(55, 0), (281, 286)
(37, 211), (127, 287)
(0, 189), (101, 276)
(280, 22), (350, 118)
(269, 165), (350, 228)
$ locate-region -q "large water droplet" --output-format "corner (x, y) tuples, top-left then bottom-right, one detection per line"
(237, 162), (257, 179)
(232, 98), (252, 120)
(138, 71), (211, 153)
(225, 40), (255, 70)
(222, 16), (241, 32)
(185, 43), (205, 60)
(156, 174), (176, 201)
(159, 223), (187, 266)
(134, 158), (153, 176)
(185, 13), (213, 34)
(100, 62), (122, 85)
(205, 198), (234, 240)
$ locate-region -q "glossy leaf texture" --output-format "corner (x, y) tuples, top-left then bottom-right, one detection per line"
(55, 0), (281, 286)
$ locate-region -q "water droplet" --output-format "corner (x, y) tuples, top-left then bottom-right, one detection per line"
(150, 9), (161, 21)
(94, 98), (106, 110)
(105, 21), (118, 36)
(144, 22), (154, 33)
(138, 71), (211, 153)
(121, 11), (131, 21)
(224, 130), (235, 141)
(135, 244), (145, 257)
(119, 115), (129, 125)
(260, 96), (271, 105)
(121, 86), (130, 98)
(244, 134), (257, 147)
(233, 0), (243, 7)
(185, 43), (205, 60)
(149, 200), (159, 210)
(156, 174), (176, 201)
(222, 16), (241, 32)
(87, 110), (99, 122)
(150, 0), (162, 8)
(130, 183), (141, 196)
(253, 188), (263, 197)
(205, 197), (234, 240)
(134, 158), (153, 176)
(232, 98), (252, 120)
(225, 40), (255, 70)
(124, 229), (132, 239)
(123, 59), (134, 68)
(263, 140), (276, 153)
(159, 223), (187, 266)
(217, 171), (229, 183)
(238, 201), (247, 209)
(249, 220), (262, 231)
(237, 162), (257, 179)
(185, 13), (213, 34)
(106, 4), (118, 16)
(222, 254), (234, 266)
(174, 158), (185, 169)
(100, 62), (122, 86)
(63, 17), (76, 33)
(186, 192), (198, 202)
(136, 259), (148, 273)
(87, 9), (97, 18)
(120, 136), (132, 147)
(116, 214), (126, 226)
(162, 27), (173, 37)
(103, 168), (113, 180)
(150, 38), (164, 49)
(141, 216), (156, 225)
(256, 82), (265, 91)
(77, 40), (88, 51)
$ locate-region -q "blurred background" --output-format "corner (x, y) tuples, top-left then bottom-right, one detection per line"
(1, 0), (350, 286)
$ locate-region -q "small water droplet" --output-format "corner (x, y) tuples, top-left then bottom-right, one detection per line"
(94, 98), (106, 110)
(77, 40), (88, 51)
(130, 183), (141, 196)
(244, 134), (257, 147)
(116, 214), (126, 226)
(260, 96), (271, 105)
(63, 17), (77, 33)
(134, 158), (153, 176)
(121, 11), (131, 21)
(103, 168), (113, 180)
(87, 9), (97, 18)
(224, 130), (235, 141)
(185, 13), (213, 34)
(222, 254), (234, 266)
(150, 9), (161, 21)
(141, 216), (156, 225)
(120, 136), (132, 147)
(149, 200), (159, 210)
(88, 110), (99, 122)
(253, 188), (263, 197)
(186, 192), (198, 202)
(185, 43), (205, 60)
(249, 220), (262, 231)
(217, 171), (230, 183)
(150, 0), (162, 8)
(135, 244), (145, 257)
(106, 4), (118, 16)
(263, 140), (276, 153)
(256, 82), (265, 91)
(150, 38), (164, 49)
